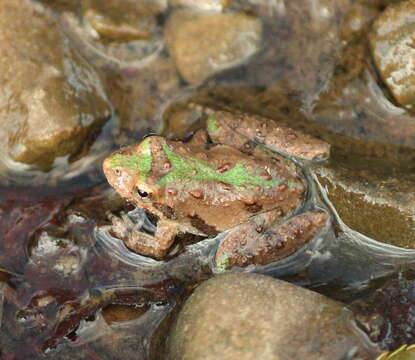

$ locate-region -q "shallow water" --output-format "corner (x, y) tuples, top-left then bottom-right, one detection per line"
(1, 0), (414, 359)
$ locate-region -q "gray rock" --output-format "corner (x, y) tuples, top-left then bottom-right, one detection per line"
(169, 273), (380, 360)
(0, 0), (111, 169)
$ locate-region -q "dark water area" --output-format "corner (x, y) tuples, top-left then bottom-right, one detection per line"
(0, 0), (415, 359)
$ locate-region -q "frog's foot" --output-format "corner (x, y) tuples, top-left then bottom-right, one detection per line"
(108, 213), (178, 259)
(215, 210), (328, 270)
(206, 110), (330, 161)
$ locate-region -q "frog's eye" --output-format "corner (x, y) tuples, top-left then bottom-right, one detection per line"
(137, 189), (149, 198)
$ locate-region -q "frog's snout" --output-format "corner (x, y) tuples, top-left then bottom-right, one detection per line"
(103, 156), (136, 199)
(102, 155), (117, 180)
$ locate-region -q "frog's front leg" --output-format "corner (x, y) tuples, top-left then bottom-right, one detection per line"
(215, 210), (328, 270)
(108, 213), (178, 259)
(206, 110), (330, 161)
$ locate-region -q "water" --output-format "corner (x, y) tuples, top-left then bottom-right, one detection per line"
(1, 0), (414, 358)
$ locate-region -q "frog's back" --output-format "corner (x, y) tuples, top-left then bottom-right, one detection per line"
(150, 141), (306, 233)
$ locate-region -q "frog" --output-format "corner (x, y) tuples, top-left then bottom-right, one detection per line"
(102, 107), (330, 269)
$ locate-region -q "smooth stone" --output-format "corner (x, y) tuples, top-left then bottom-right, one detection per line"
(369, 0), (415, 111)
(0, 0), (111, 169)
(315, 161), (415, 249)
(169, 0), (231, 12)
(83, 0), (165, 42)
(165, 9), (262, 84)
(169, 273), (379, 360)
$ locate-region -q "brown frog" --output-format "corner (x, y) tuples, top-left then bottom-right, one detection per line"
(103, 108), (329, 269)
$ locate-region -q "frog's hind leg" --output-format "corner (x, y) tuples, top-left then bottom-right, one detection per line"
(109, 214), (178, 259)
(206, 110), (330, 161)
(215, 210), (328, 270)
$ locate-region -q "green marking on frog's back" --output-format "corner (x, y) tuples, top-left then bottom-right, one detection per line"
(109, 138), (152, 181)
(159, 142), (280, 189)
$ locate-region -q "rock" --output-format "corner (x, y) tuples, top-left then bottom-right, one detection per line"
(104, 56), (180, 144)
(0, 0), (111, 169)
(369, 0), (415, 112)
(165, 9), (262, 84)
(61, 0), (165, 71)
(310, 1), (415, 150)
(169, 0), (231, 12)
(340, 2), (378, 43)
(169, 273), (379, 360)
(351, 275), (415, 352)
(315, 160), (415, 249)
(38, 0), (83, 12)
(82, 0), (165, 42)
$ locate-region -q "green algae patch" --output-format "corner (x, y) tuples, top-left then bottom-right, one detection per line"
(109, 138), (153, 181)
(206, 113), (221, 134)
(159, 142), (280, 189)
(215, 251), (230, 272)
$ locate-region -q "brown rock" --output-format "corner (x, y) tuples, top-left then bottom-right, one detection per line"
(369, 0), (415, 111)
(165, 9), (262, 84)
(169, 273), (380, 360)
(315, 160), (415, 249)
(0, 0), (111, 169)
(83, 0), (165, 42)
(169, 0), (232, 12)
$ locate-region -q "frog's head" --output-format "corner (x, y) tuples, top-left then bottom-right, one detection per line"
(103, 137), (161, 203)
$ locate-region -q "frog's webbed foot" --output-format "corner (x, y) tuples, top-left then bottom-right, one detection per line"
(206, 110), (330, 161)
(107, 213), (178, 259)
(215, 210), (328, 270)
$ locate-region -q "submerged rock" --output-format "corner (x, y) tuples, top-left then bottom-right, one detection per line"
(0, 0), (111, 170)
(169, 273), (379, 360)
(351, 275), (415, 353)
(369, 0), (415, 112)
(61, 0), (165, 71)
(165, 9), (262, 84)
(82, 0), (164, 43)
(169, 0), (231, 12)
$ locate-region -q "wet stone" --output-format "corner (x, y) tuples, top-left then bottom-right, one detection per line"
(102, 56), (180, 143)
(164, 9), (263, 84)
(169, 0), (232, 12)
(369, 0), (415, 112)
(169, 273), (379, 360)
(315, 161), (415, 249)
(351, 275), (415, 352)
(38, 0), (83, 12)
(0, 0), (111, 170)
(82, 0), (163, 43)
